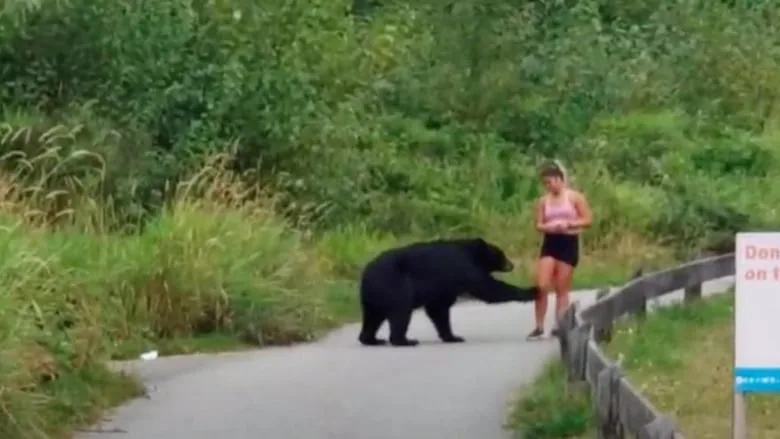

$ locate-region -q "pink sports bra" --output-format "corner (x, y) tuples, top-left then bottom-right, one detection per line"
(542, 191), (579, 223)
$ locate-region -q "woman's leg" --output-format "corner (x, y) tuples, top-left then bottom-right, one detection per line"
(552, 261), (574, 328)
(533, 256), (556, 330)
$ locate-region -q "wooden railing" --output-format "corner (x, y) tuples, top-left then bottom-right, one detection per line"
(556, 253), (735, 438)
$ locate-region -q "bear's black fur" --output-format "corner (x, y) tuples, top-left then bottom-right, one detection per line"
(358, 238), (538, 347)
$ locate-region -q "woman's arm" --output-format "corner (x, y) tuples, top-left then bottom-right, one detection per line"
(568, 191), (593, 229)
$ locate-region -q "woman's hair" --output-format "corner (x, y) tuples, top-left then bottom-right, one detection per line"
(539, 160), (568, 182)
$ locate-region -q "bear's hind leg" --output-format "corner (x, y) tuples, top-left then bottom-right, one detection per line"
(425, 304), (464, 343)
(388, 307), (418, 347)
(358, 306), (387, 346)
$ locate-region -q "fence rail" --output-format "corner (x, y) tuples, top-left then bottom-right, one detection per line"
(556, 253), (735, 438)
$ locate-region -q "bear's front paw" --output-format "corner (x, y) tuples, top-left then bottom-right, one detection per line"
(390, 338), (420, 347)
(441, 335), (465, 343)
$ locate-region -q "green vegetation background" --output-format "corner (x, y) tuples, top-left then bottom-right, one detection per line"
(0, 0), (774, 437)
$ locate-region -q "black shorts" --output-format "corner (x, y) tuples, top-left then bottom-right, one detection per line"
(539, 233), (580, 268)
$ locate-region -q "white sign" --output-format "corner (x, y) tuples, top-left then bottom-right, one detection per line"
(735, 232), (780, 392)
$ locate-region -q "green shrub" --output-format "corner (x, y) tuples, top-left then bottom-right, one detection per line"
(2, 0), (780, 249)
(507, 361), (594, 439)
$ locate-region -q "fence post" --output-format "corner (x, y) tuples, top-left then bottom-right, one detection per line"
(595, 364), (622, 439)
(593, 287), (613, 343)
(684, 253), (706, 304)
(567, 323), (590, 382)
(564, 323), (591, 397)
(684, 283), (702, 304)
(630, 266), (647, 320)
(638, 414), (677, 439)
(630, 265), (645, 280)
(557, 302), (578, 361)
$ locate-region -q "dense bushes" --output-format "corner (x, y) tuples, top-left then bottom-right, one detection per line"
(0, 0), (779, 436)
(3, 0), (779, 249)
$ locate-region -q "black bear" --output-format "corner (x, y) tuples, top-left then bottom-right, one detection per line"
(358, 237), (538, 347)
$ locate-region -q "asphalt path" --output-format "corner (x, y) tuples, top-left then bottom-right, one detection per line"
(77, 276), (734, 439)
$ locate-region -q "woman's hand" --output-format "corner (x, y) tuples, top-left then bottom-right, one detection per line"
(560, 220), (576, 231)
(544, 220), (568, 232)
(556, 220), (572, 232)
(546, 220), (581, 232)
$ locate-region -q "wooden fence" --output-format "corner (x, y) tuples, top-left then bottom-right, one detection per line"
(556, 253), (735, 438)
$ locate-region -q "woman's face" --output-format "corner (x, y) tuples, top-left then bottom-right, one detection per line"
(542, 175), (564, 194)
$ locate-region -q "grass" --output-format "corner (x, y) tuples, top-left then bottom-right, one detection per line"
(510, 291), (780, 438)
(506, 287), (744, 439)
(605, 291), (780, 439)
(505, 361), (596, 439)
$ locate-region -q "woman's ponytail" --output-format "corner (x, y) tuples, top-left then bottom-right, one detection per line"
(551, 159), (568, 182)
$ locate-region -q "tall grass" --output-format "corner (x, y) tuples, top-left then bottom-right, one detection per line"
(0, 147), (367, 438)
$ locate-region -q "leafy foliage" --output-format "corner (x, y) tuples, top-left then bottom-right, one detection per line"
(4, 0), (779, 436)
(2, 0), (780, 251)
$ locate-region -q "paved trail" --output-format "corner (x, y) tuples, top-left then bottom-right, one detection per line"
(78, 277), (734, 439)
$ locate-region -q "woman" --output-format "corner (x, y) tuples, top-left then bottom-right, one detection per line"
(526, 161), (593, 340)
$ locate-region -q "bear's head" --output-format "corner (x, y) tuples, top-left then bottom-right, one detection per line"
(465, 238), (514, 273)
